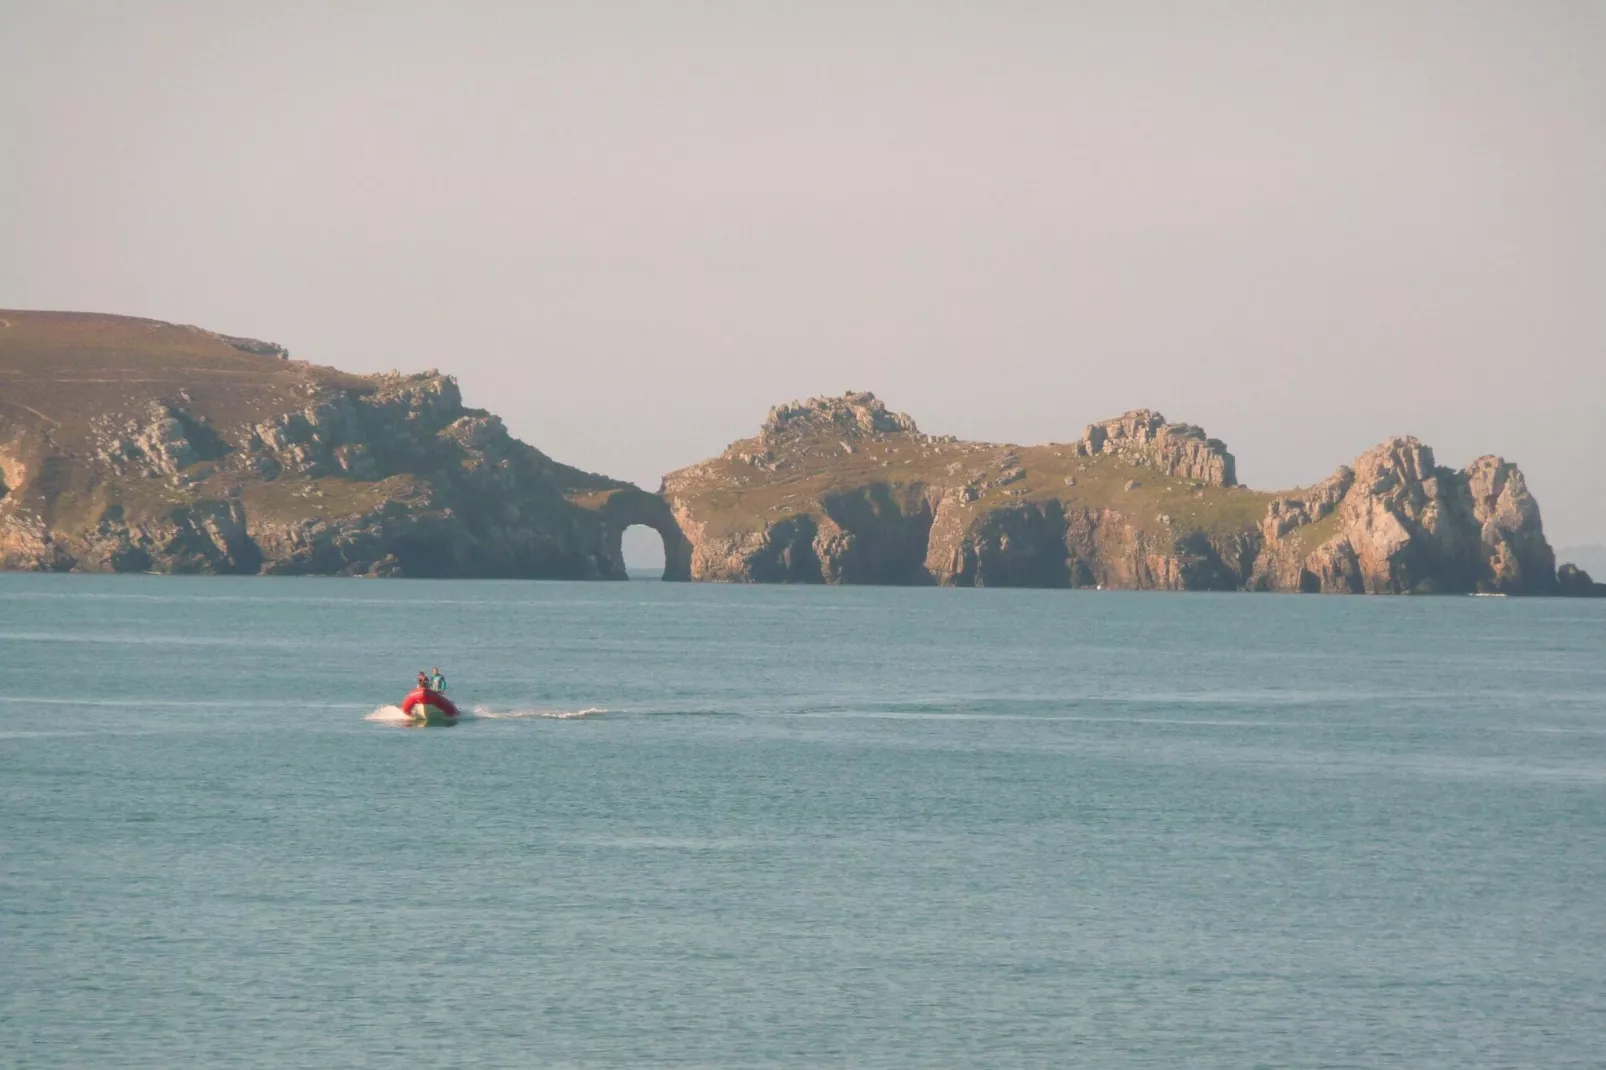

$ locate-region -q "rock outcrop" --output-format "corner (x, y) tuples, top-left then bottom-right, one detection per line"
(661, 391), (1568, 595)
(1557, 564), (1606, 597)
(0, 310), (687, 578)
(1247, 440), (1557, 595)
(1080, 410), (1236, 488)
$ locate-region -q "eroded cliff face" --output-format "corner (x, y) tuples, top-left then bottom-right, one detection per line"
(661, 392), (1568, 594)
(0, 310), (684, 578)
(1248, 440), (1557, 594)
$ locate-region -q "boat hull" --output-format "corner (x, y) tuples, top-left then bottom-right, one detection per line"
(406, 703), (458, 726)
(400, 688), (459, 726)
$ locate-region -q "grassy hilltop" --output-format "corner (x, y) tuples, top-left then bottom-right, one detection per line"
(0, 310), (682, 577)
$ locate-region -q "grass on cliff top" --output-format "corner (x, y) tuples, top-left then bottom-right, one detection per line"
(0, 310), (370, 448)
(0, 310), (408, 530)
(1, 310), (634, 518)
(670, 431), (1276, 541)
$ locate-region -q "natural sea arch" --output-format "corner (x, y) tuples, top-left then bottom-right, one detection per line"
(601, 488), (691, 581)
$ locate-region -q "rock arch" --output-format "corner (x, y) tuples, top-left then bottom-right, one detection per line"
(600, 487), (691, 581)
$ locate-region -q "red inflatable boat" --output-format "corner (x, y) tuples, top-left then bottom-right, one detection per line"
(401, 687), (460, 726)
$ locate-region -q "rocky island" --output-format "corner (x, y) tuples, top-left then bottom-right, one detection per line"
(663, 392), (1602, 595)
(3, 310), (1600, 594)
(0, 311), (687, 578)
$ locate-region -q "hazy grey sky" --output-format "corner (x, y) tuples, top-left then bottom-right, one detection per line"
(4, 2), (1603, 551)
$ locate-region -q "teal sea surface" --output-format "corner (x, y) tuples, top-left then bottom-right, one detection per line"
(2, 574), (1604, 1068)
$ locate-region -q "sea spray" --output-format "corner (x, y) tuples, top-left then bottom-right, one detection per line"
(470, 706), (609, 721)
(363, 704), (608, 724)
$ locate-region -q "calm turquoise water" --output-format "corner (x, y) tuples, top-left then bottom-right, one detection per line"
(3, 574), (1604, 1068)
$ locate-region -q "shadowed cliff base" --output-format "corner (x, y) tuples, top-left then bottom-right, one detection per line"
(662, 392), (1595, 596)
(0, 310), (689, 579)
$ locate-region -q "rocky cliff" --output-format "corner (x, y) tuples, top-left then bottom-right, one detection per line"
(1557, 564), (1606, 597)
(661, 392), (1580, 595)
(4, 316), (1590, 595)
(0, 311), (688, 578)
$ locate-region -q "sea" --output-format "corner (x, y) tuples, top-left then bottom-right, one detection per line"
(2, 573), (1603, 1069)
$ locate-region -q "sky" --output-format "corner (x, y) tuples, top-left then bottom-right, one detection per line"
(3, 1), (1603, 562)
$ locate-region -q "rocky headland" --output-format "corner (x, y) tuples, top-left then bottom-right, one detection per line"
(3, 311), (1599, 594)
(0, 311), (687, 578)
(662, 392), (1600, 595)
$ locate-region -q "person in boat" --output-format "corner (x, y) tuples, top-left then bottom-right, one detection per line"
(416, 670), (429, 692)
(429, 667), (447, 692)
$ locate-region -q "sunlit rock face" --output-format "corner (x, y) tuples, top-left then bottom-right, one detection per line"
(0, 310), (688, 578)
(662, 392), (1562, 595)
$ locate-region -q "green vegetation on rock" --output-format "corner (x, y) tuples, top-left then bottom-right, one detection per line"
(2, 313), (1583, 594)
(0, 310), (686, 578)
(662, 392), (1566, 594)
